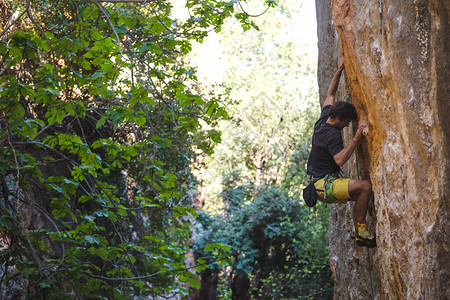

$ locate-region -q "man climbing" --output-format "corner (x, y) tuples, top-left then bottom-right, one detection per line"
(306, 61), (376, 248)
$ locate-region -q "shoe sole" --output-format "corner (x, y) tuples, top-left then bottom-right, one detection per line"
(356, 239), (377, 248)
(355, 232), (377, 248)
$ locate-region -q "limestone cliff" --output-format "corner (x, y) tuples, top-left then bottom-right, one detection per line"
(315, 0), (450, 299)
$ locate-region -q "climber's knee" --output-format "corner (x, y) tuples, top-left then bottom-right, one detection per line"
(348, 179), (372, 198)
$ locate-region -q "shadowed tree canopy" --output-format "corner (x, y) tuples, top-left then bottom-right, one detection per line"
(0, 0), (276, 298)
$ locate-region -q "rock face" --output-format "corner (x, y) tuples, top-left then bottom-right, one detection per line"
(315, 0), (450, 299)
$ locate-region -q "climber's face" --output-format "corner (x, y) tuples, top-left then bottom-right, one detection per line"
(335, 118), (352, 130)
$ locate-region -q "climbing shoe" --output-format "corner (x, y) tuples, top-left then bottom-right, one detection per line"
(355, 223), (377, 248)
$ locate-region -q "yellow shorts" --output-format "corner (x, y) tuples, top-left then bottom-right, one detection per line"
(314, 178), (351, 204)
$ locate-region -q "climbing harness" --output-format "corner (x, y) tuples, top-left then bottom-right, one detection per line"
(310, 173), (339, 205)
(307, 173), (337, 220)
(322, 173), (337, 206)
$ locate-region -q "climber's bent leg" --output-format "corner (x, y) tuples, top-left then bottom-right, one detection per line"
(348, 179), (376, 247)
(348, 179), (372, 224)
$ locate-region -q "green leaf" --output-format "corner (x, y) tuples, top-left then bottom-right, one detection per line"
(85, 235), (101, 245)
(38, 282), (51, 289)
(91, 71), (106, 80)
(45, 108), (65, 125)
(9, 46), (22, 59)
(43, 88), (60, 96)
(117, 205), (127, 217)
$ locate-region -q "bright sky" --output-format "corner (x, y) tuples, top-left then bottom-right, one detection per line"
(171, 0), (317, 84)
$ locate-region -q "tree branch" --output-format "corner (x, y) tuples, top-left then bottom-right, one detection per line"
(92, 1), (123, 70)
(0, 5), (28, 39)
(3, 114), (20, 186)
(237, 0), (269, 18)
(84, 271), (160, 281)
(197, 0), (223, 16)
(30, 202), (65, 266)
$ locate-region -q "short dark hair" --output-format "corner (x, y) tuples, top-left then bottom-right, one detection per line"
(328, 102), (357, 121)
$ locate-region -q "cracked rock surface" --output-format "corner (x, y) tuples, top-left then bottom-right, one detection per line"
(315, 0), (449, 299)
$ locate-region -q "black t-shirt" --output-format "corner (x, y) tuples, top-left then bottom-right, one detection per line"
(307, 105), (343, 177)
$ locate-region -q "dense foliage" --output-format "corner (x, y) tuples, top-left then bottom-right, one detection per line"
(0, 0), (275, 298)
(195, 184), (332, 299)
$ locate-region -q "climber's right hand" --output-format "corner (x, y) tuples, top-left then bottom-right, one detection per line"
(354, 124), (366, 140)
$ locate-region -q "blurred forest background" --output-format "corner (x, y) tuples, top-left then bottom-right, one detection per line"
(0, 0), (332, 299)
(188, 0), (332, 298)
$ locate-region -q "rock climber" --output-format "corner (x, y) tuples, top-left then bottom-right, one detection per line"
(306, 61), (376, 248)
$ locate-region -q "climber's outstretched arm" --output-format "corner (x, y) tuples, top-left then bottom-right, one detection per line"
(323, 61), (345, 108)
